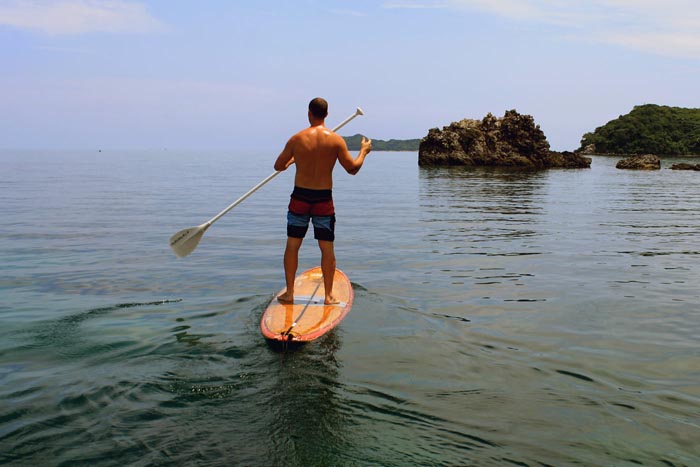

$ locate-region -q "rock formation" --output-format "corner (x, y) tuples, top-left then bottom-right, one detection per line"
(579, 144), (596, 155)
(671, 163), (700, 170)
(418, 110), (591, 169)
(615, 154), (661, 170)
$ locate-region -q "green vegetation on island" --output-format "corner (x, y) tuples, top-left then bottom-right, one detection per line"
(579, 104), (700, 156)
(343, 134), (420, 151)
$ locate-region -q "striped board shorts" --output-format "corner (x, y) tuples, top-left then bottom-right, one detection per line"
(286, 186), (336, 241)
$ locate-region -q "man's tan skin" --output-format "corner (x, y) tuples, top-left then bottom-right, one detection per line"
(274, 98), (372, 305)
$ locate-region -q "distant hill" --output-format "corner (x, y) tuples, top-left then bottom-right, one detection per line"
(343, 134), (420, 151)
(578, 104), (700, 156)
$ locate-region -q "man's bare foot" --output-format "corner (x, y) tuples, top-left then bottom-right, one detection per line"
(277, 291), (294, 303)
(324, 295), (340, 305)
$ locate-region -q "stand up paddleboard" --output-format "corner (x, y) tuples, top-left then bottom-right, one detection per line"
(261, 267), (353, 342)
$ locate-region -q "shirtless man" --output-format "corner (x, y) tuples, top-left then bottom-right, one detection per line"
(274, 97), (372, 304)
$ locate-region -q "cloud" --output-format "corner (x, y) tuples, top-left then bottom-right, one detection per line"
(401, 0), (700, 59)
(0, 0), (165, 35)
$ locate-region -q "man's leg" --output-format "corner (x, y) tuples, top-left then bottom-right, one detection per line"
(318, 240), (338, 305)
(278, 236), (303, 303)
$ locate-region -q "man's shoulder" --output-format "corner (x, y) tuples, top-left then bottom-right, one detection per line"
(290, 128), (310, 140)
(293, 127), (344, 144)
(290, 127), (319, 142)
(286, 130), (309, 150)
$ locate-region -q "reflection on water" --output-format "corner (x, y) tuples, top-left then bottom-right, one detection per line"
(417, 166), (552, 307)
(420, 166), (548, 251)
(263, 332), (347, 466)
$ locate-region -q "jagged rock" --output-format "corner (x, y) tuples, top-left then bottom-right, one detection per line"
(671, 163), (700, 170)
(418, 110), (590, 169)
(615, 154), (660, 170)
(547, 151), (593, 168)
(579, 144), (596, 155)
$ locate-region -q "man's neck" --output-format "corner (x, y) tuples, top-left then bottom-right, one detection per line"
(309, 117), (325, 128)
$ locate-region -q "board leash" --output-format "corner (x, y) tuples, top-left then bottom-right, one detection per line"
(281, 279), (323, 341)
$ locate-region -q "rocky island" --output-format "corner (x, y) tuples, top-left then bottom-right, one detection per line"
(616, 154), (661, 170)
(418, 110), (590, 169)
(671, 163), (700, 171)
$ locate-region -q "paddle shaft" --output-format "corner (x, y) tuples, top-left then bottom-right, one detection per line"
(205, 108), (364, 227)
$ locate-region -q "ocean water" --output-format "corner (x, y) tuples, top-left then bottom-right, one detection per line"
(1, 149), (699, 466)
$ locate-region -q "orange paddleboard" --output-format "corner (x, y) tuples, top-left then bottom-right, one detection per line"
(261, 267), (353, 342)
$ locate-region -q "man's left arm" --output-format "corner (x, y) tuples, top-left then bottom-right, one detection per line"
(337, 136), (372, 175)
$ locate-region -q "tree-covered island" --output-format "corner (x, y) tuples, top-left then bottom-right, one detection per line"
(578, 104), (700, 156)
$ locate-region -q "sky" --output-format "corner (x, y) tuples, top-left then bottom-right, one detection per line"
(1, 0), (699, 151)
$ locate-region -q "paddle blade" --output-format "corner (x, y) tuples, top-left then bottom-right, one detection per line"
(169, 224), (209, 258)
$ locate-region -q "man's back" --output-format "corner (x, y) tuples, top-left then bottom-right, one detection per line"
(288, 126), (341, 190)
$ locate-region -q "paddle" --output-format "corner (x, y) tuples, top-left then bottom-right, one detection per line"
(169, 107), (365, 258)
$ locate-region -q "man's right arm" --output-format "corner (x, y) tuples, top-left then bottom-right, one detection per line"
(274, 138), (295, 171)
(338, 136), (372, 175)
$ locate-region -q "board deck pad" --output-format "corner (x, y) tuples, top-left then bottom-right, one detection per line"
(261, 267), (353, 342)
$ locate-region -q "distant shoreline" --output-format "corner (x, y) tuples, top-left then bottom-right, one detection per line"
(343, 134), (419, 152)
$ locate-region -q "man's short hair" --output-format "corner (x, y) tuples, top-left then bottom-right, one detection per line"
(308, 97), (328, 119)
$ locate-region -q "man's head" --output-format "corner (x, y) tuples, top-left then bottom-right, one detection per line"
(308, 97), (329, 120)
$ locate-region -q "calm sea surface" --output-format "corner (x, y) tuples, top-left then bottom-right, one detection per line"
(1, 149), (699, 466)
